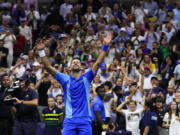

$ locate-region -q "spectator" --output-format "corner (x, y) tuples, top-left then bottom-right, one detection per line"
(116, 98), (144, 135)
(92, 84), (107, 135)
(104, 81), (114, 123)
(12, 0), (26, 26)
(47, 79), (63, 98)
(166, 85), (175, 105)
(11, 74), (39, 135)
(99, 62), (111, 82)
(19, 17), (32, 53)
(140, 100), (158, 135)
(42, 96), (63, 135)
(0, 28), (16, 67)
(32, 61), (42, 80)
(13, 27), (26, 64)
(144, 0), (158, 17)
(56, 94), (64, 110)
(84, 6), (96, 22)
(0, 39), (8, 67)
(59, 0), (73, 19)
(163, 100), (180, 135)
(154, 97), (166, 133)
(26, 4), (40, 40)
(0, 74), (14, 135)
(173, 0), (180, 23)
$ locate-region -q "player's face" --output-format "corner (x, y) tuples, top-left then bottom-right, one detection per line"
(129, 102), (136, 112)
(70, 59), (81, 71)
(48, 98), (55, 107)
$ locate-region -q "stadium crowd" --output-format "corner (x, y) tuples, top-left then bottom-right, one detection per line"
(1, 0), (180, 135)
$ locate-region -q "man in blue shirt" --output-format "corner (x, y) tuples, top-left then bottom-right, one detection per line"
(91, 84), (106, 135)
(36, 32), (113, 135)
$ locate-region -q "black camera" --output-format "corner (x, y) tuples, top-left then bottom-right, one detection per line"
(3, 81), (21, 105)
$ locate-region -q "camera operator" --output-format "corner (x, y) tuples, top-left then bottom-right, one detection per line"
(0, 74), (13, 135)
(11, 74), (39, 135)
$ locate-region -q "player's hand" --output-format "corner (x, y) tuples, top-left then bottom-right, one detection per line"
(103, 31), (113, 45)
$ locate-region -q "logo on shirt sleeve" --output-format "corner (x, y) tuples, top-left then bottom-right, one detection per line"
(151, 116), (157, 121)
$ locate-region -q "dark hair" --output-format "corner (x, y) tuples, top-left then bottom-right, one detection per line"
(96, 84), (105, 93)
(0, 39), (4, 42)
(48, 96), (55, 101)
(0, 73), (9, 80)
(168, 100), (179, 125)
(56, 94), (63, 99)
(128, 100), (137, 106)
(113, 86), (121, 92)
(104, 81), (112, 89)
(145, 100), (155, 111)
(72, 56), (81, 61)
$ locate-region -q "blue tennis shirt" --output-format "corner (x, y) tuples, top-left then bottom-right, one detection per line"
(56, 69), (95, 123)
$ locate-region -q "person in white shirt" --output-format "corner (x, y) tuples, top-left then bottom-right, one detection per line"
(0, 29), (16, 67)
(116, 95), (144, 135)
(11, 57), (26, 78)
(19, 18), (32, 51)
(59, 0), (73, 19)
(26, 4), (40, 31)
(163, 100), (180, 135)
(133, 2), (148, 24)
(166, 85), (175, 105)
(32, 61), (42, 81)
(84, 6), (96, 22)
(47, 79), (63, 98)
(174, 61), (180, 81)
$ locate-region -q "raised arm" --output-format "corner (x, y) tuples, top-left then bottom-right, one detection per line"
(116, 98), (129, 113)
(92, 31), (113, 74)
(36, 41), (57, 77)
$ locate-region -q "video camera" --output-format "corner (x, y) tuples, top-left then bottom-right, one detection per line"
(3, 81), (21, 105)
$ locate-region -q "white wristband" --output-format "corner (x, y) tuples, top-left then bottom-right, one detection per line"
(38, 50), (46, 58)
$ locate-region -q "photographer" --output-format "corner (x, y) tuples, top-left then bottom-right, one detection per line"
(11, 74), (39, 135)
(0, 74), (13, 135)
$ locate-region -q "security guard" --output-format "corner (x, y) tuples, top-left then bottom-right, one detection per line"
(12, 74), (39, 135)
(92, 84), (108, 135)
(42, 96), (63, 135)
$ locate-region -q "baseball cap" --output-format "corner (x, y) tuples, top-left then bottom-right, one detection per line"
(156, 97), (164, 103)
(33, 61), (40, 66)
(18, 74), (28, 81)
(129, 82), (137, 88)
(151, 76), (158, 80)
(140, 39), (147, 43)
(120, 27), (126, 32)
(101, 62), (107, 70)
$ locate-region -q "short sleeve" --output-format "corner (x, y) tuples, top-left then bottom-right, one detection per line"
(56, 72), (69, 85)
(138, 108), (144, 115)
(93, 103), (101, 112)
(174, 66), (178, 74)
(163, 113), (169, 123)
(122, 109), (127, 116)
(84, 69), (95, 83)
(57, 108), (63, 116)
(42, 108), (46, 117)
(31, 90), (38, 100)
(143, 112), (151, 126)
